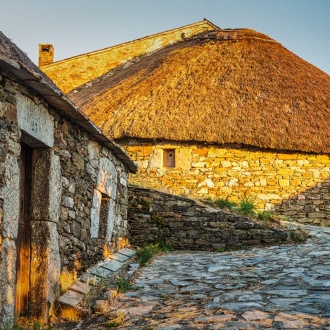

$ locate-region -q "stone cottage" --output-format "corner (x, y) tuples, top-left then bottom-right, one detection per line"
(39, 21), (330, 226)
(0, 32), (136, 326)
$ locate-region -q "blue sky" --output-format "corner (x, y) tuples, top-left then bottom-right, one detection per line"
(1, 0), (329, 74)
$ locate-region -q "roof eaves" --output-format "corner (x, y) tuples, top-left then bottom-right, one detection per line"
(0, 55), (137, 173)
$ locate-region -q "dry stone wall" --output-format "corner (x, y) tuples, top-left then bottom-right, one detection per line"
(128, 186), (288, 250)
(53, 114), (129, 289)
(124, 143), (330, 226)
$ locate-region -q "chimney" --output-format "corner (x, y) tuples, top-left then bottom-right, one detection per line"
(38, 44), (54, 67)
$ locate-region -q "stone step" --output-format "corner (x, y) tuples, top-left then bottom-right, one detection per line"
(57, 247), (137, 319)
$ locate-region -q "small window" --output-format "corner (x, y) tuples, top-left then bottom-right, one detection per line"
(163, 149), (175, 168)
(99, 193), (110, 239)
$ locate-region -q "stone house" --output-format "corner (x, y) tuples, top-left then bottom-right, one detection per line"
(0, 32), (136, 326)
(39, 21), (330, 227)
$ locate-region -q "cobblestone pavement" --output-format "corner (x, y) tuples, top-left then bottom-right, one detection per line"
(68, 225), (330, 329)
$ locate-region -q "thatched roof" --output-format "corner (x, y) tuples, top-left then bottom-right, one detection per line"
(0, 32), (137, 172)
(69, 29), (330, 154)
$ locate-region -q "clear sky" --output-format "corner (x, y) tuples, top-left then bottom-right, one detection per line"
(1, 0), (329, 74)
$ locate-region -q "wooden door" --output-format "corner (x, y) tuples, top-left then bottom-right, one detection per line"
(15, 144), (33, 320)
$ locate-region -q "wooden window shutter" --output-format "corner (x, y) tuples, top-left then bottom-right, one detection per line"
(163, 149), (175, 168)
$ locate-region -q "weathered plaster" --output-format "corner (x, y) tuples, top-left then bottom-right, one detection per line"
(98, 157), (117, 198)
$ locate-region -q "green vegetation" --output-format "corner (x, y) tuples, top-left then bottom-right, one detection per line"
(214, 197), (237, 210)
(257, 211), (273, 221)
(202, 195), (257, 215)
(137, 243), (172, 267)
(236, 196), (256, 215)
(115, 276), (132, 293)
(287, 226), (309, 242)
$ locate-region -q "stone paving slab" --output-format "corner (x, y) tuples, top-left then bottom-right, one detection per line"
(61, 225), (330, 329)
(70, 280), (92, 295)
(80, 273), (102, 285)
(118, 248), (136, 257)
(90, 265), (114, 278)
(101, 259), (123, 272)
(109, 252), (130, 262)
(57, 290), (85, 307)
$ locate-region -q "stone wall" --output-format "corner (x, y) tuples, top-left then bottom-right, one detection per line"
(53, 113), (129, 289)
(123, 142), (330, 226)
(128, 186), (288, 250)
(0, 73), (130, 325)
(0, 75), (21, 326)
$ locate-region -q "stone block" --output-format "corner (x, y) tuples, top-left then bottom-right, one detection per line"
(278, 169), (294, 175)
(109, 252), (130, 262)
(279, 179), (290, 187)
(58, 290), (84, 307)
(90, 266), (113, 278)
(101, 260), (123, 272)
(94, 300), (110, 313)
(308, 212), (326, 219)
(0, 102), (17, 123)
(16, 93), (54, 147)
(70, 280), (91, 295)
(80, 274), (100, 286)
(118, 248), (136, 257)
(107, 289), (119, 303)
(221, 161), (232, 168)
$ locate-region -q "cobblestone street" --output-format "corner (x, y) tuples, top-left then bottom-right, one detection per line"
(67, 225), (330, 329)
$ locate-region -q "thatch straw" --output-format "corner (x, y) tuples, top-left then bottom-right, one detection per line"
(70, 29), (330, 154)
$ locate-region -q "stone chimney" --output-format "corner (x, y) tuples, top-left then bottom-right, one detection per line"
(38, 44), (54, 67)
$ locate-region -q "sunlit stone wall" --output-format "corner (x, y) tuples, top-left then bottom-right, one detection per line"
(124, 143), (330, 226)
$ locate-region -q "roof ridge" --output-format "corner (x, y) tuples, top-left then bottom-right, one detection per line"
(41, 20), (220, 68)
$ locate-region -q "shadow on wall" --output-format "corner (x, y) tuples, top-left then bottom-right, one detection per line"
(275, 176), (330, 226)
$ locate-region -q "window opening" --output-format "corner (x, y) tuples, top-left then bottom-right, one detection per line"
(163, 149), (175, 168)
(99, 193), (110, 239)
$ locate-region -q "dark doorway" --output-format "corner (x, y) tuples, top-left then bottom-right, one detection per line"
(15, 143), (33, 320)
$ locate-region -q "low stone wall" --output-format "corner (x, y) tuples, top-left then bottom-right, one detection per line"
(128, 186), (288, 250)
(123, 143), (330, 226)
